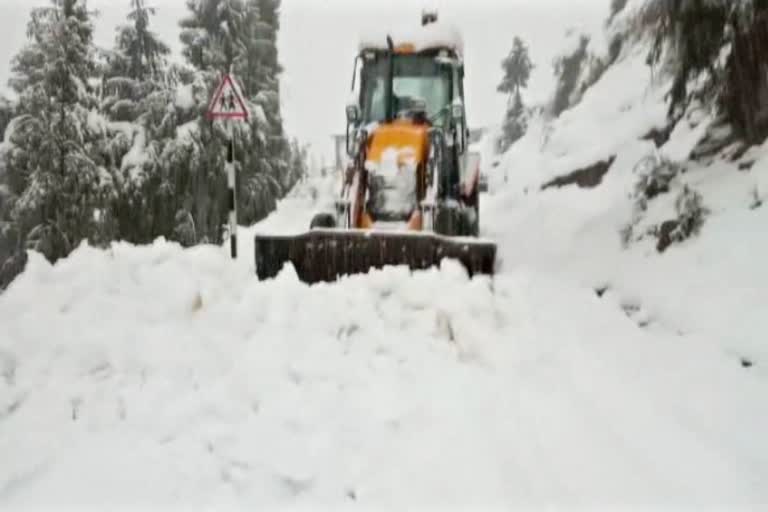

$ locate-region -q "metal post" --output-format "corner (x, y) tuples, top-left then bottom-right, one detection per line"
(227, 122), (237, 259)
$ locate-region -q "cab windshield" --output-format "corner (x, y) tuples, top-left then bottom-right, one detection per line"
(360, 54), (452, 125)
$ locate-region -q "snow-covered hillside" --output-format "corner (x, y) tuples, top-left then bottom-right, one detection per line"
(2, 6), (768, 509)
(485, 31), (768, 369)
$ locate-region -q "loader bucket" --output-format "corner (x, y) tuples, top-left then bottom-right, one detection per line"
(254, 229), (496, 284)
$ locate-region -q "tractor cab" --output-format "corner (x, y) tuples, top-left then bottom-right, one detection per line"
(346, 16), (467, 135)
(357, 48), (456, 127)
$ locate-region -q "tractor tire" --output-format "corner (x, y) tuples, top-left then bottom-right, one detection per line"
(469, 184), (480, 236)
(310, 213), (337, 229)
(434, 204), (458, 237)
(435, 203), (479, 238)
(466, 205), (480, 237)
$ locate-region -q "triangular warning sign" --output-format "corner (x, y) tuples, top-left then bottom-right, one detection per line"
(206, 74), (249, 121)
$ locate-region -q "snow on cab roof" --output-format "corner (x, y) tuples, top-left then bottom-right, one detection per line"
(358, 20), (464, 58)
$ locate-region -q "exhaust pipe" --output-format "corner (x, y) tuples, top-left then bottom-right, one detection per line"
(422, 9), (438, 26)
(385, 35), (395, 123)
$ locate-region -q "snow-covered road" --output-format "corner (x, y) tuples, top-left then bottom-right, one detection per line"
(1, 176), (766, 508)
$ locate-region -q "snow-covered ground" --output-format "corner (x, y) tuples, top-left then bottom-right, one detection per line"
(2, 237), (766, 508)
(3, 19), (768, 511)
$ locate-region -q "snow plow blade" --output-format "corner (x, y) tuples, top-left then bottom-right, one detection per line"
(254, 229), (496, 283)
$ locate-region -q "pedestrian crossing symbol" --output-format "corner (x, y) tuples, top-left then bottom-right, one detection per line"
(206, 74), (249, 121)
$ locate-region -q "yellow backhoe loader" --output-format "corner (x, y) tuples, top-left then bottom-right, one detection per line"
(254, 12), (497, 283)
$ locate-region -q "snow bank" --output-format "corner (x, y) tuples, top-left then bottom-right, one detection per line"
(234, 172), (343, 262)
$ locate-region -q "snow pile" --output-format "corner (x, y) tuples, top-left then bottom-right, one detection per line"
(234, 171), (343, 263)
(470, 124), (503, 181)
(2, 237), (767, 508)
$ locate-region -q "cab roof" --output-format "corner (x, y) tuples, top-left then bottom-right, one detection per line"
(358, 21), (464, 58)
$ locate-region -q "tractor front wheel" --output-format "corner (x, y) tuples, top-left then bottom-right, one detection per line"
(310, 213), (337, 229)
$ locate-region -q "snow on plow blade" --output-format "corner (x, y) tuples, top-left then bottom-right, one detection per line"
(254, 229), (496, 283)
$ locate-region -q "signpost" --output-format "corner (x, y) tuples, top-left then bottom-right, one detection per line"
(207, 74), (249, 259)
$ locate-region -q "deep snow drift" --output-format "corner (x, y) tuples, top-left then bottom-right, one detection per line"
(3, 13), (768, 512)
(2, 230), (767, 508)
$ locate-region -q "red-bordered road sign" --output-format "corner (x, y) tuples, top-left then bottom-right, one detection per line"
(206, 74), (249, 121)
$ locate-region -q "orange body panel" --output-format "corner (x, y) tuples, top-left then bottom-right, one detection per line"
(366, 120), (429, 164)
(394, 43), (416, 54)
(360, 212), (374, 229)
(350, 121), (431, 231)
(407, 210), (423, 231)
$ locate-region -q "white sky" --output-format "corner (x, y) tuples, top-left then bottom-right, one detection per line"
(0, 0), (607, 164)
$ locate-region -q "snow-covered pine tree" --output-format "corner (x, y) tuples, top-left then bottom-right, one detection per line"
(0, 97), (14, 140)
(641, 0), (768, 144)
(235, 0), (290, 224)
(0, 97), (16, 283)
(179, 0), (247, 72)
(4, 0), (117, 262)
(500, 90), (527, 152)
(255, 0), (293, 195)
(498, 37), (533, 151)
(176, 0), (248, 242)
(100, 0), (181, 244)
(551, 35), (589, 117)
(0, 97), (18, 258)
(101, 0), (171, 122)
(497, 37), (533, 108)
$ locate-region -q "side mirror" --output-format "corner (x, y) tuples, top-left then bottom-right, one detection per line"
(451, 99), (467, 154)
(346, 101), (361, 125)
(451, 99), (464, 123)
(345, 120), (356, 157)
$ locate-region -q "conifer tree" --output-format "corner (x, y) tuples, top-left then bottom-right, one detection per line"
(501, 90), (527, 152)
(101, 0), (179, 243)
(642, 0), (768, 142)
(102, 0), (171, 122)
(498, 37), (533, 151)
(5, 0), (116, 262)
(498, 37), (533, 107)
